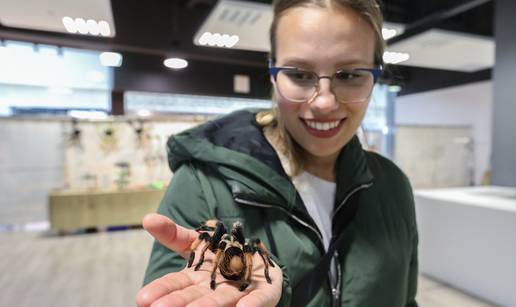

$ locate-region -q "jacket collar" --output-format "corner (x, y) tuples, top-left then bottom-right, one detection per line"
(167, 109), (297, 211)
(167, 109), (374, 212)
(334, 135), (375, 205)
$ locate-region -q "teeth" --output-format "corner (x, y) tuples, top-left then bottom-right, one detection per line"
(305, 120), (342, 131)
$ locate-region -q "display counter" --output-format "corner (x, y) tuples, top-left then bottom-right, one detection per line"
(48, 187), (166, 232)
(415, 186), (516, 306)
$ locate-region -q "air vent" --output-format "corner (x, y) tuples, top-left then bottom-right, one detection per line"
(194, 0), (272, 52)
(387, 29), (494, 72)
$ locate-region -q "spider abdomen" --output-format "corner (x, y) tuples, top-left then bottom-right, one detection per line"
(220, 247), (245, 281)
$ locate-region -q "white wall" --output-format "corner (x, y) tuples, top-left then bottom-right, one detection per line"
(0, 120), (65, 225)
(0, 117), (203, 226)
(396, 81), (493, 185)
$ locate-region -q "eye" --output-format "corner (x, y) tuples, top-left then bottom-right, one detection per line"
(334, 70), (362, 81)
(283, 70), (316, 82)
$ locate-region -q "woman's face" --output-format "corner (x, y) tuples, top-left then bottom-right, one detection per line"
(273, 5), (376, 164)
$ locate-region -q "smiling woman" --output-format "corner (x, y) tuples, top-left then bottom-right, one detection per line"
(259, 0), (385, 180)
(138, 1), (419, 307)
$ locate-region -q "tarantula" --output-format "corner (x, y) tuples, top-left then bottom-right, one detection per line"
(187, 220), (275, 291)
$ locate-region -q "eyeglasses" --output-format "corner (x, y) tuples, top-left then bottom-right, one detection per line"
(269, 65), (382, 104)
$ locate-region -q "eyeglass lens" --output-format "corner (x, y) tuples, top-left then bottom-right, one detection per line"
(276, 69), (374, 103)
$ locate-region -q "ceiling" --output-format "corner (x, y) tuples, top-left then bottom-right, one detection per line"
(0, 0), (495, 96)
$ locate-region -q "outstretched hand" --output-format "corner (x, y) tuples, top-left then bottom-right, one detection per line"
(136, 213), (283, 307)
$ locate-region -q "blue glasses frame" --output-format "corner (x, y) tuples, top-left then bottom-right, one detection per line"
(268, 65), (383, 83)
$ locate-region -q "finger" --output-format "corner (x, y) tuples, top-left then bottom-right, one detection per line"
(151, 284), (211, 307)
(136, 271), (194, 307)
(235, 289), (278, 307)
(185, 284), (246, 307)
(142, 213), (199, 258)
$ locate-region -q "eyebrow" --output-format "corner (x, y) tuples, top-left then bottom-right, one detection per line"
(280, 57), (373, 70)
(280, 58), (314, 69)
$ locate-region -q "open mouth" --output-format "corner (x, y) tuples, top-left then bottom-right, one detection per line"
(301, 118), (346, 138)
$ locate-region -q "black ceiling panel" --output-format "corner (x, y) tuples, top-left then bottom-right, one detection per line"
(0, 0), (496, 96)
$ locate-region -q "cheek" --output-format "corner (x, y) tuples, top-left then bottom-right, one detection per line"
(278, 101), (299, 112)
(346, 101), (369, 118)
(277, 100), (301, 122)
(277, 102), (304, 139)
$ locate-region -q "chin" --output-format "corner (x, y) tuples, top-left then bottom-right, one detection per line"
(304, 144), (342, 159)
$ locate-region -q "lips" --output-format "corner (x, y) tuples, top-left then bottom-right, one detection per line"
(301, 118), (346, 138)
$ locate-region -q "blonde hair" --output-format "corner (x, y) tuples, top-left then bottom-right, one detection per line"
(257, 0), (384, 176)
(270, 0), (385, 66)
(257, 107), (306, 176)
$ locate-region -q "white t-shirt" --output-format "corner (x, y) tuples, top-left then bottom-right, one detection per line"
(263, 129), (338, 283)
(292, 171), (336, 251)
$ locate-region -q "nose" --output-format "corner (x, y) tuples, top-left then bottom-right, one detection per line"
(308, 78), (339, 113)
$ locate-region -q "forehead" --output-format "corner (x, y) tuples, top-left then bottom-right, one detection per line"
(275, 5), (376, 68)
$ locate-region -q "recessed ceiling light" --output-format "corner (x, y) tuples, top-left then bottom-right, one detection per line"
(62, 17), (111, 37)
(86, 19), (100, 36)
(164, 58), (188, 69)
(98, 20), (111, 37)
(199, 32), (211, 45)
(75, 18), (89, 35)
(100, 52), (123, 67)
(383, 51), (410, 64)
(62, 17), (77, 33)
(382, 28), (398, 40)
(197, 31), (239, 48)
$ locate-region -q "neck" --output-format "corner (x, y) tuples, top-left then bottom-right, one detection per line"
(304, 153), (338, 182)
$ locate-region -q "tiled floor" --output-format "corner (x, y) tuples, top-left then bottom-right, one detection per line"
(0, 229), (497, 307)
(416, 275), (496, 307)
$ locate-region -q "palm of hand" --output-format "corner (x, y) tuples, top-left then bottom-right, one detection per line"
(136, 214), (283, 307)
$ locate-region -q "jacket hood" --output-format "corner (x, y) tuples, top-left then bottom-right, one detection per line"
(166, 109), (374, 212)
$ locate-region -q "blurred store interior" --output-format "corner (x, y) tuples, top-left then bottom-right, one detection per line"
(0, 0), (515, 306)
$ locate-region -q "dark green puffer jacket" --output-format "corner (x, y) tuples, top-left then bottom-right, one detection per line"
(143, 109), (418, 307)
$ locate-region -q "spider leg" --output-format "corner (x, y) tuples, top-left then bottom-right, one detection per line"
(195, 219), (219, 232)
(194, 221), (227, 271)
(255, 238), (275, 267)
(239, 242), (254, 291)
(209, 222), (226, 250)
(194, 240), (212, 271)
(253, 239), (273, 284)
(187, 232), (210, 268)
(210, 248), (224, 290)
(196, 225), (216, 232)
(231, 221), (245, 245)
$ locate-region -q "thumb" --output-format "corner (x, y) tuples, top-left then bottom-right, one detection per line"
(142, 213), (199, 258)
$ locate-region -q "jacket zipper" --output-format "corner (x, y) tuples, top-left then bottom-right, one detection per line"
(331, 252), (342, 307)
(332, 182), (374, 220)
(235, 181), (372, 306)
(330, 181), (373, 307)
